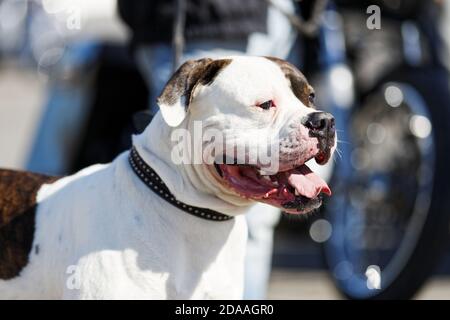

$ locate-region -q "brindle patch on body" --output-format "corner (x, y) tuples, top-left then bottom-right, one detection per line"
(0, 169), (59, 279)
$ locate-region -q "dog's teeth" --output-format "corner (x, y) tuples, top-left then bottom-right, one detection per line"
(262, 175), (271, 182)
(264, 189), (278, 198)
(295, 189), (300, 196)
(273, 181), (279, 187)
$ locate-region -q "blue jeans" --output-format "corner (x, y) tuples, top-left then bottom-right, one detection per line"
(27, 41), (102, 175)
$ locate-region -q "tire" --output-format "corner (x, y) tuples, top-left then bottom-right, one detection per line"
(322, 67), (450, 299)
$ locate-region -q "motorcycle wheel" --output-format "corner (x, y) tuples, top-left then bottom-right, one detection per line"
(322, 67), (450, 299)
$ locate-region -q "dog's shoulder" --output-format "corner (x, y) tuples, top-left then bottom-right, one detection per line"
(0, 169), (60, 279)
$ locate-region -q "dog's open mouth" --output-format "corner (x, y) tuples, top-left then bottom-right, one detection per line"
(213, 154), (331, 214)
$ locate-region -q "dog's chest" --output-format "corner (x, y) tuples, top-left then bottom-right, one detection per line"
(66, 213), (247, 299)
(110, 214), (247, 299)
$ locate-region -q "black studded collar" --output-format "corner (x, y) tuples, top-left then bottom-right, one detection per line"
(128, 147), (234, 222)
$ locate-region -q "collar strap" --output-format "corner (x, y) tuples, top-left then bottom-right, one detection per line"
(129, 147), (234, 222)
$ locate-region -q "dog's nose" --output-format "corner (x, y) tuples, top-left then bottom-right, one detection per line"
(304, 112), (335, 139)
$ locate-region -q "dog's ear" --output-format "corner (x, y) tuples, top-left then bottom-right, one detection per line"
(157, 58), (232, 127)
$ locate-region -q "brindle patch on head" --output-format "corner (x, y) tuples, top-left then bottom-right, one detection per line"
(0, 169), (59, 279)
(265, 56), (316, 108)
(157, 58), (232, 109)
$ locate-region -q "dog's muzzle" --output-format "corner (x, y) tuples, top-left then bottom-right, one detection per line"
(303, 111), (336, 164)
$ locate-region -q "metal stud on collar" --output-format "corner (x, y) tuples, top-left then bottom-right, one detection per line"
(129, 147), (233, 222)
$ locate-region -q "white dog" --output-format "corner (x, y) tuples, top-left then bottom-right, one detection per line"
(0, 56), (336, 299)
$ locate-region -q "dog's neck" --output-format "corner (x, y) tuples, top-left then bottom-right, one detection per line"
(132, 112), (252, 217)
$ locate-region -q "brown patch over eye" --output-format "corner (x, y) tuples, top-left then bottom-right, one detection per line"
(265, 57), (316, 108)
(308, 90), (316, 107)
(302, 86), (316, 109)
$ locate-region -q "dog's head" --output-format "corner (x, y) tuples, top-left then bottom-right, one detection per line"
(157, 56), (336, 214)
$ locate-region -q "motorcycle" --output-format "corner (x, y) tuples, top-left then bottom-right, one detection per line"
(305, 0), (450, 299)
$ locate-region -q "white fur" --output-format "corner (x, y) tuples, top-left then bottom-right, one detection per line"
(0, 155), (247, 299)
(0, 56), (326, 299)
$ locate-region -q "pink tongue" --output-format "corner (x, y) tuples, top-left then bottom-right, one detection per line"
(287, 165), (332, 199)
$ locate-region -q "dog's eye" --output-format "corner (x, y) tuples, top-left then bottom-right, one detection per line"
(258, 100), (275, 110)
(308, 92), (315, 104)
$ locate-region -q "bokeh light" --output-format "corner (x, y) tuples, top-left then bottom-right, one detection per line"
(409, 115), (432, 139)
(366, 122), (386, 144)
(384, 85), (404, 107)
(309, 219), (333, 243)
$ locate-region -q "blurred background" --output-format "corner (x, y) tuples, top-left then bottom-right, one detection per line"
(1, 0), (450, 299)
